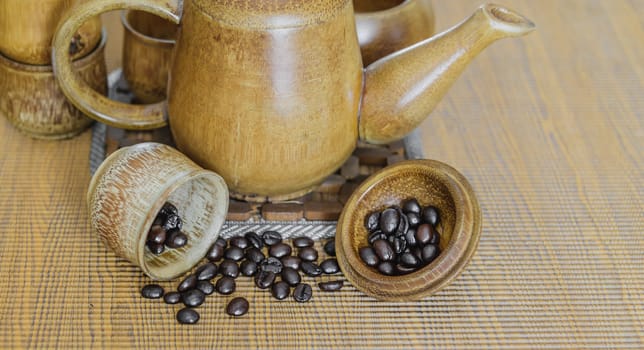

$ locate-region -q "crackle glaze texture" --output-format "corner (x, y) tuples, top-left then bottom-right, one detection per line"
(0, 37), (106, 139)
(0, 0), (102, 65)
(53, 1), (534, 199)
(122, 10), (177, 103)
(335, 159), (481, 301)
(354, 0), (436, 65)
(87, 142), (229, 280)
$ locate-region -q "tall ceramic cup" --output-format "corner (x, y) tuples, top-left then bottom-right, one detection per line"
(0, 0), (102, 65)
(354, 0), (435, 65)
(122, 10), (177, 103)
(0, 34), (107, 139)
(52, 0), (535, 200)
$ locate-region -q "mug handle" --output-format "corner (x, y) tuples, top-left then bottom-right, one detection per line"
(52, 0), (182, 130)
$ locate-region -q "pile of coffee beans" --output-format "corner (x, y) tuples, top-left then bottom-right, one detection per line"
(141, 231), (343, 324)
(145, 203), (188, 255)
(360, 198), (442, 276)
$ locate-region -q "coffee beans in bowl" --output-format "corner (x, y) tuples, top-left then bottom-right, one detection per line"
(335, 159), (482, 301)
(359, 200), (442, 276)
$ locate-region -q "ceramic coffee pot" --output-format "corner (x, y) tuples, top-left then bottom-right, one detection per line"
(52, 0), (534, 200)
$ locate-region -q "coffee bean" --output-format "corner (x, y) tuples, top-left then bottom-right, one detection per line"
(147, 242), (165, 255)
(395, 213), (409, 237)
(226, 297), (249, 317)
(379, 208), (399, 235)
(323, 240), (336, 256)
(395, 264), (416, 275)
(260, 257), (283, 274)
(215, 237), (227, 248)
(229, 236), (249, 250)
(141, 284), (164, 299)
(281, 267), (301, 286)
(293, 236), (314, 248)
(421, 206), (440, 226)
(320, 258), (340, 274)
(373, 239), (394, 261)
(206, 243), (224, 262)
(421, 244), (440, 262)
(245, 247), (265, 264)
(224, 246), (244, 261)
(378, 261), (395, 275)
(415, 224), (433, 245)
(178, 274), (198, 292)
(215, 276), (235, 295)
(359, 247), (379, 267)
(181, 289), (206, 307)
(393, 237), (407, 255)
(219, 260), (239, 278)
(406, 212), (421, 228)
(298, 247), (318, 262)
(411, 246), (423, 262)
(404, 228), (417, 247)
(165, 229), (188, 248)
(365, 211), (380, 233)
(399, 252), (421, 267)
(163, 291), (181, 304)
(195, 263), (218, 281)
(293, 283), (313, 302)
(176, 308), (199, 324)
(430, 231), (440, 245)
(261, 230), (282, 246)
(160, 202), (179, 217)
(368, 230), (387, 245)
(196, 281), (215, 295)
(147, 225), (167, 245)
(244, 231), (264, 249)
(402, 198), (422, 214)
(163, 214), (182, 231)
(240, 260), (258, 276)
(271, 281), (290, 300)
(269, 243), (292, 258)
(300, 261), (322, 277)
(152, 216), (164, 227)
(281, 256), (301, 270)
(318, 280), (344, 291)
(255, 270), (276, 289)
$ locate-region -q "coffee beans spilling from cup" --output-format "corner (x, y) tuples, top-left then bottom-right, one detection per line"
(141, 231), (343, 324)
(360, 199), (442, 275)
(145, 203), (188, 255)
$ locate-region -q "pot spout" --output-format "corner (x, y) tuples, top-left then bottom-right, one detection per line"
(359, 4), (535, 144)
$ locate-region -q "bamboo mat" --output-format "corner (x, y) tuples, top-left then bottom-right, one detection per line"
(0, 0), (642, 348)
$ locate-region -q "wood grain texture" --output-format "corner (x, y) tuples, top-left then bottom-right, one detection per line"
(0, 0), (642, 348)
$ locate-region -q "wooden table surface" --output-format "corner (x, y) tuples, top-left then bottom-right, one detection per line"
(1, 0), (642, 348)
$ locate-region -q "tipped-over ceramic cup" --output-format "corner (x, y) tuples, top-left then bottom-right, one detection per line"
(0, 33), (106, 139)
(87, 142), (229, 280)
(335, 159), (482, 301)
(122, 10), (177, 103)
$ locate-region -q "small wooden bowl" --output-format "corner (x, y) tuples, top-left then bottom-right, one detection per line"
(88, 143), (229, 280)
(335, 159), (481, 301)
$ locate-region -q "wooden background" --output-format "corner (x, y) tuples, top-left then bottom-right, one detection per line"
(0, 0), (642, 348)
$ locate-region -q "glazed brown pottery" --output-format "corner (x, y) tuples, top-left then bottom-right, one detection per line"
(354, 0), (436, 65)
(0, 0), (102, 65)
(0, 35), (106, 139)
(52, 1), (534, 199)
(335, 159), (481, 301)
(87, 142), (229, 280)
(122, 10), (177, 103)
